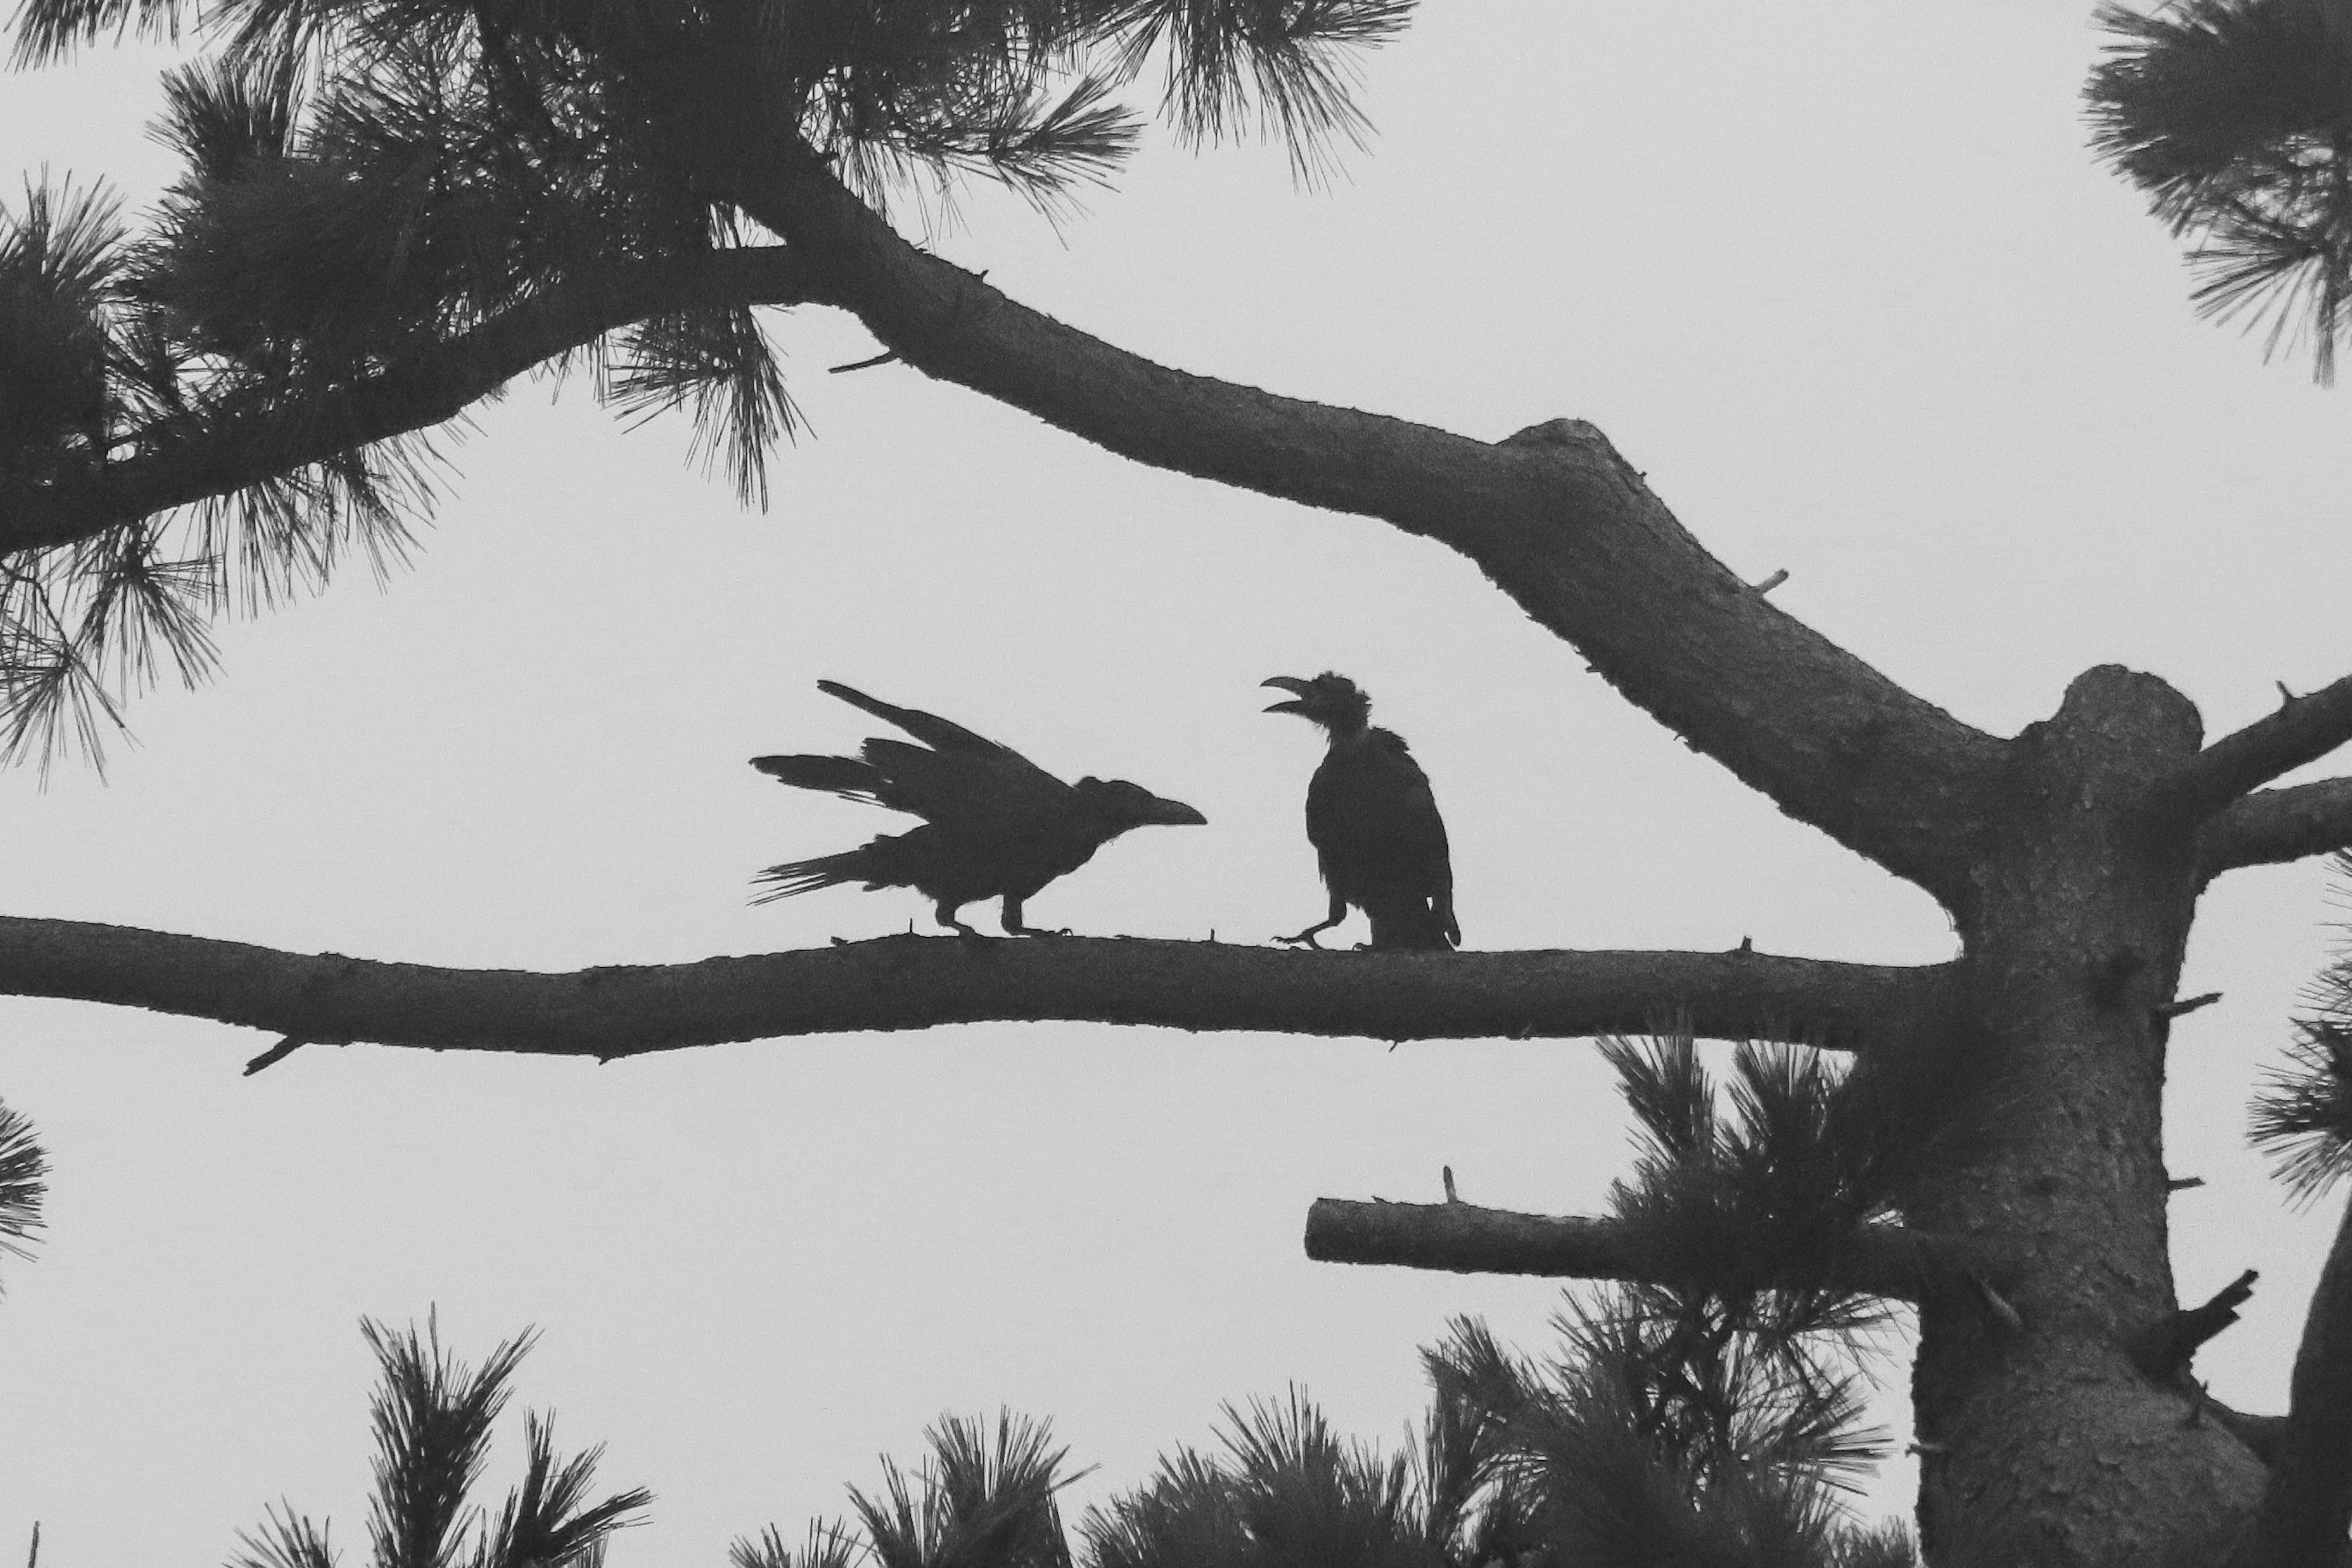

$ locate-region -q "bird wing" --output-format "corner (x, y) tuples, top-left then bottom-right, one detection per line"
(1305, 728), (1455, 900)
(749, 753), (887, 807)
(816, 681), (1073, 832)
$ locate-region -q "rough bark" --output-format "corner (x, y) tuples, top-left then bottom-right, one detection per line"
(1303, 1197), (2016, 1300)
(2198, 777), (2352, 880)
(1897, 668), (2269, 1567)
(0, 918), (1947, 1059)
(2144, 674), (2352, 838)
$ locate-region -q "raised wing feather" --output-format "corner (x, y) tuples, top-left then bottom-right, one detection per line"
(820, 680), (1009, 756)
(800, 682), (1072, 832)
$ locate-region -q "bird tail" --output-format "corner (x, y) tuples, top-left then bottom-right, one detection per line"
(1365, 899), (1458, 951)
(751, 753), (884, 805)
(750, 850), (870, 904)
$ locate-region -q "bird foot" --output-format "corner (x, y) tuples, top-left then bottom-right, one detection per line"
(1274, 930), (1328, 949)
(1005, 924), (1075, 938)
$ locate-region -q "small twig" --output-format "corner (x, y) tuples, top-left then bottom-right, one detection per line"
(2133, 1268), (2258, 1378)
(25, 1521), (37, 1568)
(2179, 1270), (2259, 1356)
(1752, 568), (1789, 594)
(827, 350), (902, 374)
(242, 1036), (309, 1076)
(1442, 1165), (1461, 1204)
(2157, 991), (2223, 1019)
(1976, 1275), (2026, 1333)
(2168, 1175), (2207, 1192)
(2281, 681), (2300, 706)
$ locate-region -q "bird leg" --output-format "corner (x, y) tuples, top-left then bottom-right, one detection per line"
(999, 899), (1072, 938)
(1276, 894), (1349, 949)
(933, 900), (985, 938)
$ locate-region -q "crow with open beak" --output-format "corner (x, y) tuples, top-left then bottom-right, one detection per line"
(751, 680), (1206, 936)
(1263, 673), (1459, 951)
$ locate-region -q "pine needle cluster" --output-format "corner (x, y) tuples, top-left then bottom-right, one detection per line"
(228, 1316), (650, 1568)
(2087, 0), (2352, 381)
(2250, 850), (2352, 1201)
(2, 0), (1412, 765)
(0, 1095), (45, 1292)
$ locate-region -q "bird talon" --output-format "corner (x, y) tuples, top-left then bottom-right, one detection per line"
(1275, 930), (1326, 949)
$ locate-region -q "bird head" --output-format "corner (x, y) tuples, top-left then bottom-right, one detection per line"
(1262, 673), (1372, 736)
(1074, 777), (1208, 834)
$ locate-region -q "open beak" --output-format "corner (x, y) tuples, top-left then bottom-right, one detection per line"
(1142, 794), (1208, 827)
(1262, 675), (1314, 715)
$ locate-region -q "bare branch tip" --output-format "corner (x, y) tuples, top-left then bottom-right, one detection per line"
(1752, 569), (1790, 594)
(241, 1036), (308, 1076)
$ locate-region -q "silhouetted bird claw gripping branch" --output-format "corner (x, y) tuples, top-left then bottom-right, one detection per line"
(1263, 673), (1460, 952)
(750, 680), (1205, 937)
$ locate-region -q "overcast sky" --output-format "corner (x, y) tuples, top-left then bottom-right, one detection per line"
(4, 0), (2349, 1558)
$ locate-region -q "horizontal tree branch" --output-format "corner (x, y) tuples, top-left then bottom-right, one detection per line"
(718, 136), (2007, 913)
(0, 917), (1956, 1060)
(1302, 1198), (2015, 1300)
(7, 246), (821, 554)
(2147, 674), (2352, 843)
(2196, 776), (2352, 880)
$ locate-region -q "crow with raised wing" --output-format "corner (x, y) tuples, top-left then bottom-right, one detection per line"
(751, 680), (1205, 936)
(1263, 673), (1458, 951)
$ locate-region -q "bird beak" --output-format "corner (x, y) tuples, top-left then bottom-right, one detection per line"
(1141, 794), (1208, 827)
(1262, 676), (1313, 715)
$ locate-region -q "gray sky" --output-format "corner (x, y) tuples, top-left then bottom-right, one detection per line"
(2, 0), (2346, 1558)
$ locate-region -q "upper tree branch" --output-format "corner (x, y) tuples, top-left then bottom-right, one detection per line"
(2230, 1189), (2352, 1568)
(1302, 1198), (2016, 1300)
(2196, 776), (2352, 880)
(6, 246), (820, 554)
(0, 917), (1954, 1060)
(2146, 674), (2352, 845)
(715, 138), (2005, 912)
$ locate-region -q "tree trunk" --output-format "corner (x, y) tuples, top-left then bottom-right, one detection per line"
(1909, 668), (2267, 1566)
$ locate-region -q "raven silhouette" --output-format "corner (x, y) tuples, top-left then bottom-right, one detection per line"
(752, 680), (1205, 936)
(1264, 673), (1458, 951)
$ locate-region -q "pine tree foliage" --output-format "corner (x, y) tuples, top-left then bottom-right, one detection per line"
(2251, 850), (2352, 1200)
(228, 1317), (650, 1568)
(2087, 0), (2352, 380)
(0, 1095), (47, 1291)
(1597, 1031), (1946, 1359)
(848, 1411), (1079, 1568)
(0, 0), (1410, 765)
(726, 1323), (1913, 1568)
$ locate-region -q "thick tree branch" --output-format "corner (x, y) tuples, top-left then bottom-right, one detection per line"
(0, 917), (1954, 1060)
(6, 246), (821, 554)
(2147, 674), (2352, 843)
(715, 139), (2007, 913)
(1302, 1198), (2015, 1300)
(2196, 776), (2352, 880)
(2233, 1190), (2352, 1568)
